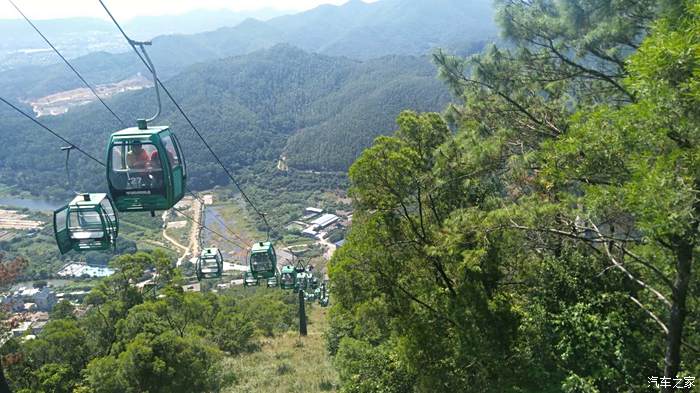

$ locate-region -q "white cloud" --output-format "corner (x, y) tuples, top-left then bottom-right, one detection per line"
(0, 0), (363, 21)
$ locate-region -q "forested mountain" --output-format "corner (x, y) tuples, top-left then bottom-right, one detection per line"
(0, 45), (448, 198)
(0, 9), (286, 71)
(283, 55), (449, 170)
(0, 0), (495, 100)
(3, 0), (700, 392)
(329, 0), (700, 391)
(123, 8), (286, 40)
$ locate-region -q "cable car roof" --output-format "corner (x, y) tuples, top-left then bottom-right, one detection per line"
(111, 125), (170, 137)
(69, 193), (109, 206)
(251, 241), (273, 252)
(201, 248), (220, 257)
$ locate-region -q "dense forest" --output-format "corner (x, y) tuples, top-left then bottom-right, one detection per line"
(3, 251), (298, 392)
(4, 0), (700, 392)
(329, 0), (700, 391)
(0, 45), (449, 200)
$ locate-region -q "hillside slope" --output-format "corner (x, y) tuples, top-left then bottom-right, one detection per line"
(0, 0), (493, 100)
(0, 45), (449, 197)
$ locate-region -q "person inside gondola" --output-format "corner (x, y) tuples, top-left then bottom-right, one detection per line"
(127, 141), (150, 170)
(126, 141), (151, 188)
(148, 149), (167, 187)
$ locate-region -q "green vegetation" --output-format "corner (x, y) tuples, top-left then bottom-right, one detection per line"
(0, 0), (494, 100)
(0, 208), (172, 281)
(224, 166), (350, 236)
(4, 251), (299, 392)
(223, 306), (338, 393)
(329, 0), (700, 391)
(6, 0), (700, 392)
(0, 46), (447, 203)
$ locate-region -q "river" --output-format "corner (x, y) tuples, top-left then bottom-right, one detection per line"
(0, 197), (62, 211)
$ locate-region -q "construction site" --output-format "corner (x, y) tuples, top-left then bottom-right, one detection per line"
(0, 208), (44, 239)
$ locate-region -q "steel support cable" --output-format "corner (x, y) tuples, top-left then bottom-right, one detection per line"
(186, 190), (252, 247)
(172, 206), (248, 250)
(7, 0), (125, 127)
(6, 0), (252, 252)
(0, 96), (104, 165)
(0, 96), (247, 251)
(97, 0), (273, 236)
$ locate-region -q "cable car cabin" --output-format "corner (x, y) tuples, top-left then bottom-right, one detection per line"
(266, 275), (279, 288)
(249, 241), (277, 279)
(243, 272), (259, 287)
(295, 272), (311, 292)
(280, 265), (296, 290)
(107, 124), (186, 212)
(196, 248), (223, 281)
(53, 193), (118, 254)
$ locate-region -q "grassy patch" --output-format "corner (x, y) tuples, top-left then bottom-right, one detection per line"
(221, 306), (338, 393)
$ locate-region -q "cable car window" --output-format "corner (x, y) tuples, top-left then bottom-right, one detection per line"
(251, 253), (272, 271)
(201, 257), (219, 272)
(157, 135), (180, 169)
(55, 207), (67, 230)
(109, 141), (162, 191)
(171, 134), (186, 177)
(69, 210), (104, 239)
(281, 273), (294, 285)
(99, 199), (116, 225)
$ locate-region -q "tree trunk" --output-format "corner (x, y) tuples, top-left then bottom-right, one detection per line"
(661, 239), (693, 393)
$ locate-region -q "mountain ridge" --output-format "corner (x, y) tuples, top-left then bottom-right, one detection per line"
(0, 0), (494, 100)
(0, 44), (450, 196)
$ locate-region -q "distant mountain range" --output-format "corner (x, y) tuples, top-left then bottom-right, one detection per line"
(0, 0), (494, 196)
(0, 45), (450, 195)
(0, 8), (286, 51)
(0, 0), (496, 99)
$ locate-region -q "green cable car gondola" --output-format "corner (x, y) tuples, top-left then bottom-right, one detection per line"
(243, 271), (259, 287)
(107, 121), (186, 212)
(249, 241), (276, 279)
(296, 271), (312, 292)
(196, 247), (223, 281)
(53, 193), (118, 254)
(280, 265), (296, 290)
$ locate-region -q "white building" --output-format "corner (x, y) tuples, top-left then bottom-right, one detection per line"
(34, 287), (56, 311)
(311, 214), (340, 229)
(12, 322), (32, 337)
(57, 262), (115, 278)
(302, 225), (319, 238)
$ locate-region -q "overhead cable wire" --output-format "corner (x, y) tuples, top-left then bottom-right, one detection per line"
(0, 96), (247, 251)
(7, 0), (126, 127)
(0, 96), (104, 165)
(172, 206), (248, 250)
(4, 0), (251, 250)
(186, 190), (252, 247)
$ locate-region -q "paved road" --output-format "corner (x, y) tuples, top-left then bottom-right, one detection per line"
(161, 197), (202, 266)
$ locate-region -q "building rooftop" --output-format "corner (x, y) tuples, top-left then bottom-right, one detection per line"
(57, 262), (115, 278)
(311, 213), (340, 228)
(302, 225), (318, 236)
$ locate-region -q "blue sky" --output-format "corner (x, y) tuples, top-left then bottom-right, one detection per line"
(0, 0), (373, 20)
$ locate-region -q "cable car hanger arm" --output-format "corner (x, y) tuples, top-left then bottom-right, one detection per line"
(132, 40), (161, 125)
